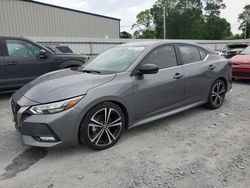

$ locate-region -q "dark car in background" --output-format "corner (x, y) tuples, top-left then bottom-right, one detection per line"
(44, 44), (74, 54)
(0, 36), (86, 92)
(224, 43), (248, 59)
(229, 46), (250, 79)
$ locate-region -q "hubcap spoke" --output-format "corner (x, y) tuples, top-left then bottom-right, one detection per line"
(217, 94), (223, 104)
(104, 108), (108, 124)
(105, 130), (112, 144)
(218, 88), (225, 95)
(108, 117), (121, 126)
(107, 122), (122, 128)
(107, 128), (116, 140)
(106, 108), (112, 124)
(91, 117), (103, 126)
(89, 123), (103, 128)
(95, 129), (105, 145)
(212, 82), (225, 106)
(213, 96), (218, 105)
(90, 129), (104, 143)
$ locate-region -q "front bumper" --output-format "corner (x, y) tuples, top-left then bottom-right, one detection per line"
(10, 96), (83, 148)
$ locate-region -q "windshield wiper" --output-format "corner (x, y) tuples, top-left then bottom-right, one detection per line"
(80, 69), (101, 74)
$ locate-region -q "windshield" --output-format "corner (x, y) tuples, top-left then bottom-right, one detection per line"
(241, 46), (250, 55)
(82, 46), (145, 74)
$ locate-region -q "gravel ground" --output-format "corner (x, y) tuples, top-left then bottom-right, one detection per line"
(0, 81), (250, 188)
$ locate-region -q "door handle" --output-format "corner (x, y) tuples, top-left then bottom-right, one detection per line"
(8, 61), (17, 65)
(173, 73), (183, 79)
(209, 65), (215, 70)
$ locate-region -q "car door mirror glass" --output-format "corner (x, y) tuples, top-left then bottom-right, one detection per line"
(139, 64), (159, 75)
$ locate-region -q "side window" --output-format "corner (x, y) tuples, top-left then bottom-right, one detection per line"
(6, 40), (40, 59)
(179, 45), (201, 64)
(143, 45), (177, 69)
(198, 48), (207, 60)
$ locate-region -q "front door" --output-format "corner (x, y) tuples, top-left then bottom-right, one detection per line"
(3, 39), (53, 88)
(132, 45), (185, 122)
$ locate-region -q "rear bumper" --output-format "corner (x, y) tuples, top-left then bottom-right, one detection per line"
(232, 67), (250, 80)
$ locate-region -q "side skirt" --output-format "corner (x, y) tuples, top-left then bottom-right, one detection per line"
(128, 101), (206, 129)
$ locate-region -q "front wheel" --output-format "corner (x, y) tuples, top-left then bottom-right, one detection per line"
(206, 79), (226, 109)
(79, 102), (125, 150)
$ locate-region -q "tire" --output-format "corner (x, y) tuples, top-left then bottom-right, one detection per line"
(79, 102), (125, 150)
(206, 79), (226, 109)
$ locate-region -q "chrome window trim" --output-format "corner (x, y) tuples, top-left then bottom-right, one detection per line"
(182, 54), (210, 66)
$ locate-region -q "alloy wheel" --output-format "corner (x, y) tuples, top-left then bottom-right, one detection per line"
(87, 108), (123, 147)
(211, 81), (226, 107)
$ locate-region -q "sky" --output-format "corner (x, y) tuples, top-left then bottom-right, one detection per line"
(35, 0), (249, 35)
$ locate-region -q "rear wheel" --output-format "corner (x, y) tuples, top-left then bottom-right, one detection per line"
(79, 102), (125, 150)
(206, 79), (226, 109)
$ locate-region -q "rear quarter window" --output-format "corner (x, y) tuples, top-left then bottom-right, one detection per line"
(198, 48), (207, 60)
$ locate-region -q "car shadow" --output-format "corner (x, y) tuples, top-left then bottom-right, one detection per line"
(233, 79), (250, 85)
(45, 106), (207, 155)
(0, 93), (13, 100)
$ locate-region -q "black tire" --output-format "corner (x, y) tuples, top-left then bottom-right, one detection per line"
(79, 102), (125, 150)
(206, 79), (226, 109)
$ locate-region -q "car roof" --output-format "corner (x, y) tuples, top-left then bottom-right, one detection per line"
(120, 40), (203, 48)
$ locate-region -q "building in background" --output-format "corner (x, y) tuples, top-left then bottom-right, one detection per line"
(0, 0), (120, 39)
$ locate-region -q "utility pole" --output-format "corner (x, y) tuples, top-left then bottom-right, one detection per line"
(163, 7), (166, 39)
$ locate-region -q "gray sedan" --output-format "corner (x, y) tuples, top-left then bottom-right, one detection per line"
(10, 41), (232, 150)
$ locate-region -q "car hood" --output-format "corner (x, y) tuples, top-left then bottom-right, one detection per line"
(18, 69), (116, 104)
(231, 55), (250, 64)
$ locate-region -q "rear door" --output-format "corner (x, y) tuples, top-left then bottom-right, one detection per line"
(3, 38), (54, 88)
(178, 44), (210, 105)
(0, 39), (7, 91)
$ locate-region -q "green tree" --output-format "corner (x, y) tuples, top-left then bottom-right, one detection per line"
(238, 4), (250, 39)
(151, 0), (206, 39)
(203, 0), (226, 17)
(133, 0), (232, 40)
(132, 9), (155, 39)
(204, 0), (232, 39)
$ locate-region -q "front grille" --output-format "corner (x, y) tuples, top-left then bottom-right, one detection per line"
(233, 71), (250, 77)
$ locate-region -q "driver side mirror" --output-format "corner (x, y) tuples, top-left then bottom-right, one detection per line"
(39, 49), (48, 59)
(138, 64), (159, 75)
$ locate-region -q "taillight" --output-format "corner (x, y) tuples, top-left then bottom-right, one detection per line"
(229, 61), (240, 68)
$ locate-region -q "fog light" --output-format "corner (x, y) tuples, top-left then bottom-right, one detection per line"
(39, 136), (56, 142)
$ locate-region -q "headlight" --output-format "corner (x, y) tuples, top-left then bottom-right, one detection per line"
(29, 96), (83, 115)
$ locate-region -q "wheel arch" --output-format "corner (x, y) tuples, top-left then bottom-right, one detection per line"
(215, 77), (228, 91)
(77, 98), (130, 144)
(107, 100), (129, 129)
